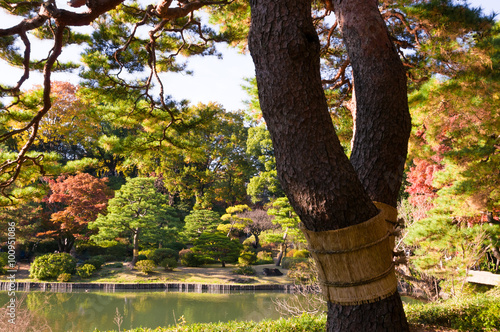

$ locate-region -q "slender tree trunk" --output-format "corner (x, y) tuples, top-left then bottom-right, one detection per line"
(276, 242), (287, 267)
(248, 0), (410, 330)
(130, 228), (140, 267)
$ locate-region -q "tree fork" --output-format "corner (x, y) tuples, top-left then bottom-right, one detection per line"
(248, 0), (409, 330)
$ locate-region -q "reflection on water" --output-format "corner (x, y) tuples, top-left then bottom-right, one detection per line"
(0, 290), (293, 331)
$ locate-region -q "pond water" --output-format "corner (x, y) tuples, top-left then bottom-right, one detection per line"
(0, 289), (295, 331)
(0, 290), (420, 332)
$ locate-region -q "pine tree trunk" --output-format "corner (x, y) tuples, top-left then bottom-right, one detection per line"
(130, 228), (140, 267)
(248, 0), (410, 330)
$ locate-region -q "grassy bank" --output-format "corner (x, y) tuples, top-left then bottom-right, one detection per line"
(4, 262), (292, 285)
(96, 290), (500, 332)
(97, 313), (327, 332)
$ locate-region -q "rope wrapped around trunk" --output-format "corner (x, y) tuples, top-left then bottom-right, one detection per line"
(300, 202), (398, 305)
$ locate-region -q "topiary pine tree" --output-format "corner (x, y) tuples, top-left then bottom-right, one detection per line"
(89, 177), (181, 266)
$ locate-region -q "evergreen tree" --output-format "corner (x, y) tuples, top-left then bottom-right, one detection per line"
(192, 232), (243, 267)
(89, 177), (181, 266)
(405, 23), (500, 288)
(182, 209), (222, 243)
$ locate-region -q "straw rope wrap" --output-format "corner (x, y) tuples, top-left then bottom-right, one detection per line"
(373, 201), (398, 252)
(300, 208), (397, 305)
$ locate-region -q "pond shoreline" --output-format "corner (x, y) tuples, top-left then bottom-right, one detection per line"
(0, 281), (295, 292)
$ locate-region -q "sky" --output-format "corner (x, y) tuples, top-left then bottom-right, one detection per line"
(0, 0), (499, 111)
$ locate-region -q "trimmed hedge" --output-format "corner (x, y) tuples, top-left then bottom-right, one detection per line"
(135, 260), (156, 274)
(29, 253), (76, 280)
(238, 250), (257, 266)
(77, 264), (96, 278)
(86, 255), (106, 269)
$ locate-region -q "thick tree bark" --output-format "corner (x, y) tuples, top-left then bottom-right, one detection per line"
(248, 0), (378, 232)
(248, 0), (410, 330)
(336, 0), (411, 207)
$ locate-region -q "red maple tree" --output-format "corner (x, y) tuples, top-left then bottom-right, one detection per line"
(41, 173), (114, 252)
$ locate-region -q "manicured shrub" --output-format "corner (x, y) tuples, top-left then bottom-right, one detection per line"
(179, 249), (204, 267)
(160, 257), (178, 271)
(75, 242), (103, 257)
(255, 251), (274, 265)
(135, 259), (156, 274)
(136, 254), (148, 262)
(77, 264), (96, 278)
(29, 253), (76, 280)
(238, 250), (257, 266)
(232, 265), (256, 276)
(107, 262), (123, 268)
(293, 249), (310, 258)
(138, 249), (155, 259)
(152, 248), (179, 265)
(86, 255), (106, 269)
(242, 236), (256, 247)
(100, 254), (116, 262)
(57, 273), (72, 282)
(281, 257), (308, 270)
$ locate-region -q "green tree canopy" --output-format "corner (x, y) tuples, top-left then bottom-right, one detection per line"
(181, 209), (222, 243)
(192, 232), (243, 267)
(89, 177), (181, 265)
(404, 22), (500, 293)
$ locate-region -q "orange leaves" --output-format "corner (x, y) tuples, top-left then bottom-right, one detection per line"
(45, 173), (113, 237)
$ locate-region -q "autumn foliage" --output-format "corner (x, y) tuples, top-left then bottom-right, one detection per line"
(41, 173), (113, 252)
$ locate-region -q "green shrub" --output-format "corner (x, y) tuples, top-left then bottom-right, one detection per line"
(232, 265), (256, 276)
(293, 249), (310, 258)
(138, 249), (155, 260)
(281, 257), (308, 269)
(100, 254), (115, 262)
(77, 264), (96, 278)
(160, 257), (178, 271)
(75, 243), (103, 257)
(255, 251), (274, 265)
(32, 239), (59, 254)
(85, 255), (106, 269)
(238, 250), (257, 266)
(29, 253), (77, 280)
(152, 248), (179, 265)
(0, 252), (8, 275)
(135, 260), (156, 274)
(242, 235), (256, 247)
(57, 273), (72, 282)
(107, 262), (123, 268)
(179, 249), (204, 267)
(139, 248), (180, 265)
(136, 254), (148, 262)
(405, 293), (500, 331)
